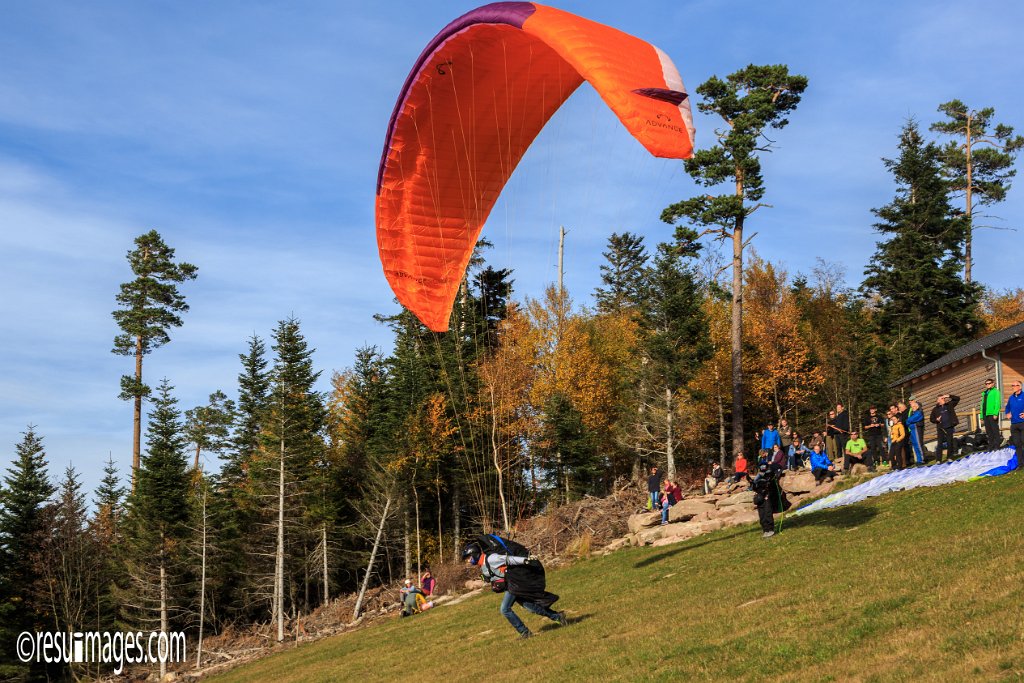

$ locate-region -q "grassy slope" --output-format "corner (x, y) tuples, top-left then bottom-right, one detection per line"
(210, 471), (1024, 683)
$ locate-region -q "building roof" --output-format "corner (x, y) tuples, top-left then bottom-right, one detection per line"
(892, 320), (1024, 387)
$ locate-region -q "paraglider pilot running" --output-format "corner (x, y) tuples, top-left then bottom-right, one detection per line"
(462, 534), (568, 639)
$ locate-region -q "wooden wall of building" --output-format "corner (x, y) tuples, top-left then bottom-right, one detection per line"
(899, 337), (1024, 447)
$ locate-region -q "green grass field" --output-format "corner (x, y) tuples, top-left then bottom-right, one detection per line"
(210, 470), (1024, 682)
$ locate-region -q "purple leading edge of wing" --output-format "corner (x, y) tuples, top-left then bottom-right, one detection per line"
(632, 87), (689, 106)
(375, 2), (538, 195)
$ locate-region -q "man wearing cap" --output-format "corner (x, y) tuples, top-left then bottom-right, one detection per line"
(1006, 381), (1024, 455)
(980, 378), (1002, 449)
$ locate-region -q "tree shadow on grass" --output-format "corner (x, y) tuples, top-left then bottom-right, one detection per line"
(633, 529), (752, 569)
(781, 504), (878, 531)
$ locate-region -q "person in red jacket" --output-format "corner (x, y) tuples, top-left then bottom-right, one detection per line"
(730, 453), (748, 484)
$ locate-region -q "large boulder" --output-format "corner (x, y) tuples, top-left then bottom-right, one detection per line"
(728, 509), (761, 526)
(851, 463), (869, 476)
(780, 470), (818, 495)
(667, 499), (716, 523)
(604, 537), (629, 553)
(627, 511), (662, 535)
(718, 490), (755, 507)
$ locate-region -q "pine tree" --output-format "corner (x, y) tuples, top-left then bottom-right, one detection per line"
(632, 242), (712, 477)
(40, 466), (98, 664)
(930, 100), (1024, 283)
(228, 335), (270, 483)
(112, 230), (198, 489)
(260, 317), (326, 641)
(91, 456), (126, 634)
(594, 232), (650, 314)
(0, 427), (54, 681)
(184, 390), (236, 471)
(122, 379), (191, 679)
(662, 65), (807, 461)
(862, 121), (982, 382)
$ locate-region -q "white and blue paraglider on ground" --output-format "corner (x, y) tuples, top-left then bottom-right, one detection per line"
(794, 447), (1019, 516)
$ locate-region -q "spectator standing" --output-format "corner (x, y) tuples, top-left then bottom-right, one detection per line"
(906, 400), (925, 465)
(833, 403), (851, 458)
(844, 430), (870, 471)
(980, 378), (1002, 449)
(864, 406), (885, 469)
(889, 407), (908, 470)
(778, 419), (794, 450)
(930, 394), (960, 463)
(1006, 381), (1024, 455)
(647, 466), (663, 510)
(896, 401), (912, 465)
(808, 443), (837, 485)
(660, 480), (676, 525)
(761, 424), (782, 451)
(788, 437), (810, 471)
(825, 410), (839, 462)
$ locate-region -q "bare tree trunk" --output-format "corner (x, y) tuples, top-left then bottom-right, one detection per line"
(435, 473), (444, 565)
(403, 503), (410, 580)
(159, 540), (168, 681)
(132, 335), (143, 491)
(413, 484), (421, 585)
(196, 490), (207, 670)
(717, 389), (727, 469)
(731, 214), (746, 460)
(665, 386), (676, 478)
(489, 386), (510, 533)
(353, 496), (391, 620)
(321, 522), (329, 605)
(452, 486), (460, 563)
(275, 432), (285, 643)
(965, 112), (974, 283)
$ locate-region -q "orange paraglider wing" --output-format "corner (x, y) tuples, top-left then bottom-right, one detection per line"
(375, 2), (695, 331)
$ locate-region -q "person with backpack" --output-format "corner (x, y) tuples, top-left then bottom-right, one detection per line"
(462, 534), (568, 639)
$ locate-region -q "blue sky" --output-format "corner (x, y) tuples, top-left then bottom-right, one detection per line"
(2, 0), (1023, 497)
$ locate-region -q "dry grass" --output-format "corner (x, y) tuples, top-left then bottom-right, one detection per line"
(208, 469), (1024, 682)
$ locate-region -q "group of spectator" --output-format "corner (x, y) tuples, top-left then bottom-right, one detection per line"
(641, 378), (1024, 516)
(647, 466), (684, 525)
(399, 567), (437, 617)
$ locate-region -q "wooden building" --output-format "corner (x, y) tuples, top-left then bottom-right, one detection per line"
(891, 321), (1024, 446)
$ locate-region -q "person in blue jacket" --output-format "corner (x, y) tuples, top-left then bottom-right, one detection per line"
(808, 443), (837, 485)
(761, 423), (781, 451)
(1006, 381), (1024, 455)
(906, 399), (925, 465)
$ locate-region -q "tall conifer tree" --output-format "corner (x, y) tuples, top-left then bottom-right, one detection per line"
(594, 232), (650, 314)
(112, 230), (198, 488)
(0, 427), (54, 680)
(862, 122), (982, 381)
(662, 65), (807, 461)
(930, 100), (1024, 283)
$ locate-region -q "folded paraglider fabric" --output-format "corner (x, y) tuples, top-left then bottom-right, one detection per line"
(794, 447), (1018, 516)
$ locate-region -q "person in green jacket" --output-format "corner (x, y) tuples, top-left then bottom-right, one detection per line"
(980, 378), (1002, 450)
